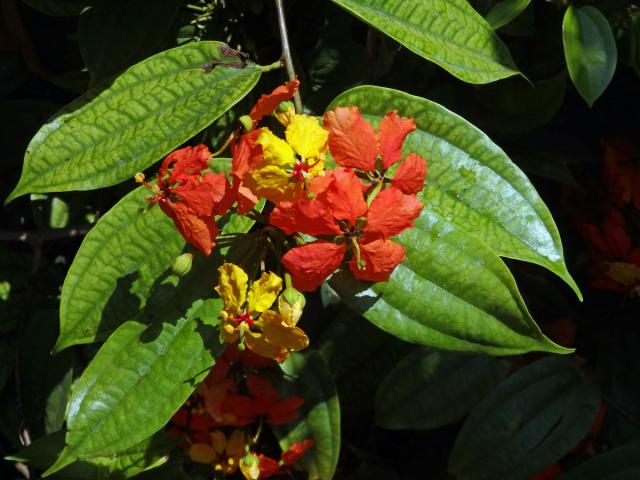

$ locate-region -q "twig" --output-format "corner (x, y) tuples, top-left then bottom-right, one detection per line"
(274, 0), (302, 113)
(0, 226), (91, 244)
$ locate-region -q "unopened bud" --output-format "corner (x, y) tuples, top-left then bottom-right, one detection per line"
(278, 100), (294, 112)
(279, 287), (306, 326)
(239, 115), (253, 133)
(240, 453), (261, 480)
(171, 253), (193, 276)
(134, 172), (145, 183)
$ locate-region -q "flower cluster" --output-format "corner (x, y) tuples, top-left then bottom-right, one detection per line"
(139, 80), (427, 358)
(168, 344), (313, 479)
(578, 137), (640, 293)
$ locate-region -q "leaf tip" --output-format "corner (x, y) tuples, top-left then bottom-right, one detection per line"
(42, 448), (75, 477)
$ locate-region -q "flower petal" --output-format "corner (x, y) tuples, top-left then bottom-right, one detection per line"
(286, 114), (328, 159)
(231, 129), (263, 180)
(323, 106), (377, 171)
(161, 201), (218, 255)
(377, 110), (416, 169)
(245, 332), (289, 363)
(323, 168), (368, 225)
(266, 395), (305, 425)
(215, 263), (248, 313)
(350, 237), (405, 282)
(164, 144), (211, 185)
(245, 164), (303, 204)
(261, 310), (309, 352)
(189, 443), (217, 464)
(225, 429), (246, 458)
(282, 241), (346, 291)
(270, 199), (341, 236)
(247, 271), (282, 313)
(256, 128), (296, 168)
(172, 172), (231, 217)
(281, 439), (314, 466)
(390, 153), (428, 195)
(249, 79), (300, 125)
(364, 186), (423, 239)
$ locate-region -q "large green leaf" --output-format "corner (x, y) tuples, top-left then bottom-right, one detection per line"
(7, 430), (176, 479)
(274, 352), (341, 480)
(330, 0), (520, 84)
(56, 186), (185, 351)
(375, 349), (510, 430)
(563, 6), (617, 107)
(486, 0), (531, 30)
(45, 299), (223, 476)
(79, 0), (181, 83)
(330, 210), (569, 354)
(558, 442), (640, 480)
(328, 86), (580, 298)
(448, 356), (600, 480)
(6, 41), (261, 202)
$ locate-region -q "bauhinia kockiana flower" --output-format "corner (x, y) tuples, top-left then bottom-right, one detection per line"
(231, 79), (329, 205)
(323, 105), (428, 195)
(270, 168), (423, 291)
(215, 263), (308, 361)
(138, 144), (232, 255)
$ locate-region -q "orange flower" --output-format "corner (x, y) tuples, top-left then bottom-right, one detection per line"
(258, 439), (314, 479)
(324, 106), (428, 194)
(270, 168), (423, 291)
(140, 145), (233, 255)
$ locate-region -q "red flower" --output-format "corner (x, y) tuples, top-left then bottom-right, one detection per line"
(602, 136), (640, 209)
(144, 145), (232, 255)
(323, 106), (428, 194)
(258, 439), (314, 478)
(270, 168), (423, 291)
(249, 80), (300, 127)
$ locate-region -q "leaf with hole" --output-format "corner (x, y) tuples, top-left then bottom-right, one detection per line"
(6, 41), (261, 202)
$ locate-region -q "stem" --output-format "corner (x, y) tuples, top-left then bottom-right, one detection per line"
(274, 0), (302, 113)
(259, 60), (284, 73)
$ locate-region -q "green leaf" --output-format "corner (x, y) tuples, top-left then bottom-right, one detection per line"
(448, 356), (601, 480)
(330, 210), (569, 354)
(558, 442), (640, 480)
(328, 86), (580, 298)
(375, 349), (510, 430)
(45, 299), (223, 476)
(274, 352), (341, 480)
(7, 430), (176, 479)
(49, 197), (70, 228)
(330, 0), (520, 84)
(563, 6), (617, 107)
(78, 0), (181, 82)
(56, 186), (185, 351)
(6, 41), (261, 202)
(486, 0), (531, 30)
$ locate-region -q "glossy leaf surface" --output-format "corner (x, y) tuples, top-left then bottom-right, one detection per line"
(486, 0), (531, 30)
(328, 86), (579, 297)
(331, 0), (519, 84)
(563, 6), (617, 107)
(56, 186), (185, 351)
(45, 299), (222, 475)
(274, 352), (341, 480)
(448, 357), (600, 480)
(375, 349), (510, 429)
(7, 41), (261, 202)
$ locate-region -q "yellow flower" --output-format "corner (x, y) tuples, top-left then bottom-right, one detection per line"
(215, 263), (309, 362)
(244, 114), (328, 204)
(189, 429), (246, 474)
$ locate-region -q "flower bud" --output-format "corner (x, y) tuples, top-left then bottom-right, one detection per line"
(278, 100), (294, 112)
(240, 453), (261, 480)
(239, 115), (253, 133)
(171, 253), (193, 276)
(279, 287), (306, 326)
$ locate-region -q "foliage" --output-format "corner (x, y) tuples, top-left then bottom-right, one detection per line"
(1, 0), (639, 479)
